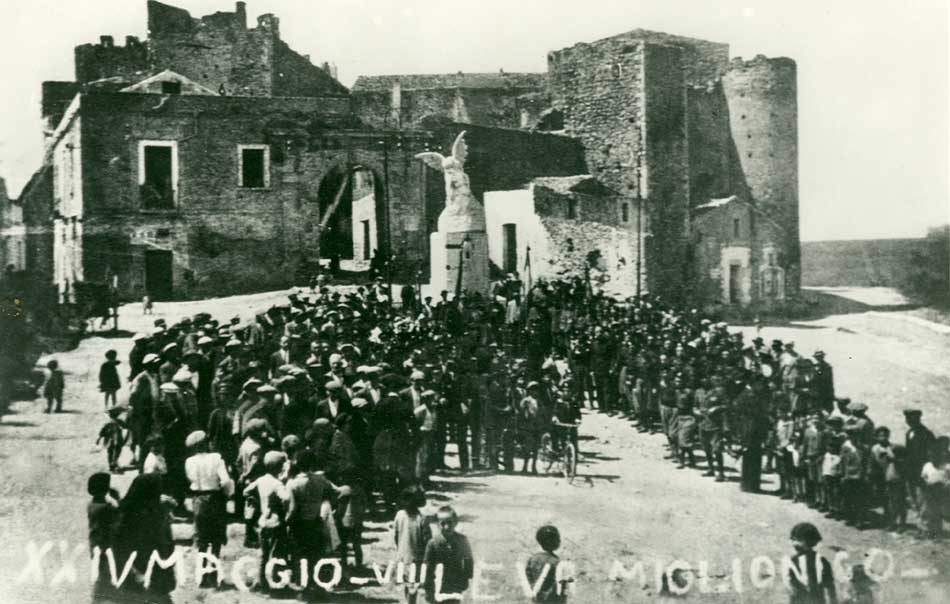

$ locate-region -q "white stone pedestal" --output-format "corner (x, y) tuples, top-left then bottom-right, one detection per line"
(428, 230), (490, 297)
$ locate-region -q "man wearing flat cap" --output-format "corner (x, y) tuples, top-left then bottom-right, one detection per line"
(779, 342), (801, 395)
(129, 353), (161, 468)
(904, 408), (935, 511)
(185, 430), (234, 587)
(232, 378), (262, 439)
(236, 418), (272, 548)
(733, 375), (771, 493)
(184, 343), (214, 427)
(325, 353), (348, 385)
(399, 370), (426, 412)
(317, 380), (351, 422)
(811, 350), (835, 413)
(845, 402), (875, 451)
(518, 381), (547, 474)
(238, 382), (271, 431)
(830, 397), (852, 424)
(257, 385), (285, 435)
(269, 336), (293, 379)
(129, 333), (150, 381)
(840, 423), (869, 527)
(769, 339), (784, 363)
(354, 367), (383, 406)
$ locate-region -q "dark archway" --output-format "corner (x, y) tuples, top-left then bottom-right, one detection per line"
(317, 164), (386, 266)
(535, 108), (564, 132)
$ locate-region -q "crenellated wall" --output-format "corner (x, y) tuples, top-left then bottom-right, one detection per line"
(74, 35), (150, 84)
(351, 72), (549, 132)
(72, 1), (346, 100)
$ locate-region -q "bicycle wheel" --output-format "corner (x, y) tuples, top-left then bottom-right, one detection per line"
(540, 433), (555, 474)
(562, 442), (577, 482)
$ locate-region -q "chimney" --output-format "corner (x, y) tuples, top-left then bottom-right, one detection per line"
(390, 82), (402, 108)
(125, 35), (139, 46)
(235, 2), (247, 27)
(100, 35), (114, 48)
(321, 61), (338, 80)
(390, 82), (402, 128)
(257, 14), (279, 36)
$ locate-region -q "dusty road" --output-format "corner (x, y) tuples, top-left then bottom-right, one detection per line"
(2, 289), (949, 604)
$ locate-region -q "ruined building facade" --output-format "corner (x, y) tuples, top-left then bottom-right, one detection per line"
(15, 1), (798, 307)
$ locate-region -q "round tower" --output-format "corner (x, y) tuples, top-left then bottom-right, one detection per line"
(722, 55), (800, 296)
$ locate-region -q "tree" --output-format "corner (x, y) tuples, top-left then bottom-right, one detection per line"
(897, 228), (950, 307)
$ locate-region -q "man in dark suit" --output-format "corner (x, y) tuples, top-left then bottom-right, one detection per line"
(905, 408), (936, 510)
(316, 381), (351, 422)
(811, 350), (835, 413)
(398, 370), (425, 413)
(269, 336), (293, 378)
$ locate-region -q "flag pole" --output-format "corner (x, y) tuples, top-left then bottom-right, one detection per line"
(455, 235), (470, 300)
(521, 244), (532, 345)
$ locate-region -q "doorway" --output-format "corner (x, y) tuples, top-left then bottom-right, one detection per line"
(141, 145), (175, 209)
(361, 220), (371, 260)
(728, 263), (741, 304)
(502, 223), (517, 273)
(145, 249), (173, 301)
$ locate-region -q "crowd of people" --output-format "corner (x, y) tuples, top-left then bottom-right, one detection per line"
(556, 288), (950, 538)
(63, 273), (950, 602)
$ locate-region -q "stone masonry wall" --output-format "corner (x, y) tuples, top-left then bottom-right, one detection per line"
(595, 30), (729, 86)
(547, 38), (645, 197)
(272, 37), (349, 98)
(75, 91), (426, 299)
(540, 216), (640, 297)
(642, 43), (691, 302)
(352, 87), (545, 131)
(41, 82), (82, 138)
(533, 182), (618, 225)
(686, 83), (740, 205)
(148, 11), (276, 97)
(484, 186), (642, 298)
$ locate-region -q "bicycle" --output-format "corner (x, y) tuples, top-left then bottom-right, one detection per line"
(540, 420), (579, 482)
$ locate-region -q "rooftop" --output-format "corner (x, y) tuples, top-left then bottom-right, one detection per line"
(532, 175), (615, 197)
(352, 72), (547, 92)
(695, 195), (739, 210)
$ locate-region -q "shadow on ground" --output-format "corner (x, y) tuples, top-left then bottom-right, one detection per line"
(742, 288), (919, 327)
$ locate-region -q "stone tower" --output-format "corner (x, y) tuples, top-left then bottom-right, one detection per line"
(722, 56), (800, 294)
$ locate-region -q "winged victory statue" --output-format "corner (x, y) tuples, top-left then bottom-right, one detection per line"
(415, 130), (486, 232)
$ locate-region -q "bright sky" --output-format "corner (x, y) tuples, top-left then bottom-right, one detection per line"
(0, 0), (947, 241)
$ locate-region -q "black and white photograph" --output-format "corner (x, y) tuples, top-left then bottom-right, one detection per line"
(0, 1), (948, 603)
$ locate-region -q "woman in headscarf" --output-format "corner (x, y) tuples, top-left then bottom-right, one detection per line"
(110, 474), (176, 602)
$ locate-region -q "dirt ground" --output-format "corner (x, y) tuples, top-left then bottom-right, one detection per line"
(2, 288), (949, 604)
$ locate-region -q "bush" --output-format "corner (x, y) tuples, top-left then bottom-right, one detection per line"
(897, 229), (950, 308)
